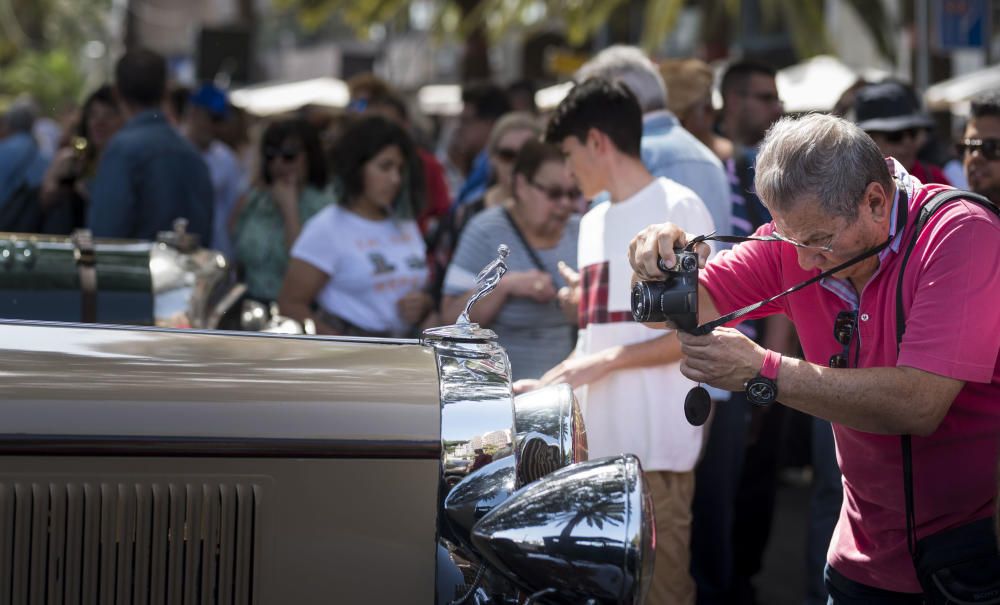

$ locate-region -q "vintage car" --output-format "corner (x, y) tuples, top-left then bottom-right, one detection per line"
(0, 222), (282, 332)
(0, 245), (654, 604)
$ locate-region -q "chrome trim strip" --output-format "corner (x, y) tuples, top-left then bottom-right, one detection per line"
(0, 435), (440, 459)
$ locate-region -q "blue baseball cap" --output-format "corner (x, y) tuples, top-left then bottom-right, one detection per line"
(189, 83), (229, 118)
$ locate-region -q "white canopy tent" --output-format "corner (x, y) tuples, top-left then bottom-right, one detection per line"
(535, 81), (575, 112)
(230, 77), (350, 116)
(924, 64), (1000, 116)
(417, 84), (463, 116)
(775, 55), (862, 114)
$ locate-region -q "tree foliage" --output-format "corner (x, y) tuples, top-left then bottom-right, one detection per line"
(273, 0), (895, 63)
(0, 0), (111, 109)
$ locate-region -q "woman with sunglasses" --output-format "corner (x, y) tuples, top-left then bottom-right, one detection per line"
(278, 115), (434, 337)
(429, 113), (541, 289)
(441, 140), (580, 380)
(230, 119), (333, 304)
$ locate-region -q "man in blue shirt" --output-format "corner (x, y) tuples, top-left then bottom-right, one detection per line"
(89, 49), (213, 244)
(575, 46), (731, 238)
(0, 101), (50, 208)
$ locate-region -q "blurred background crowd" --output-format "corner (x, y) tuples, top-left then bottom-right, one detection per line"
(0, 0), (999, 603)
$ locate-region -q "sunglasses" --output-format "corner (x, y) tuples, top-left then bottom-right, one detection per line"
(829, 310), (857, 369)
(956, 138), (1000, 161)
(868, 128), (920, 144)
(265, 146), (302, 162)
(494, 147), (519, 163)
(530, 181), (582, 203)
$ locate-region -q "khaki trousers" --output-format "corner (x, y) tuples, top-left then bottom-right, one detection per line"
(644, 469), (696, 605)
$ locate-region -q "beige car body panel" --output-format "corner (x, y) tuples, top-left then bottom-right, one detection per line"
(0, 321), (441, 604)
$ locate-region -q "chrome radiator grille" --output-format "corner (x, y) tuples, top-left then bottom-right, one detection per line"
(0, 481), (259, 605)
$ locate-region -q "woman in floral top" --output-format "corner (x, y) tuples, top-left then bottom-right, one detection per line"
(230, 119), (333, 303)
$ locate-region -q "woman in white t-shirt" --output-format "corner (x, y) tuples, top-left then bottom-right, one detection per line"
(278, 115), (436, 337)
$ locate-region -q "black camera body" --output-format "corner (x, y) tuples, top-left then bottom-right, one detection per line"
(630, 249), (699, 332)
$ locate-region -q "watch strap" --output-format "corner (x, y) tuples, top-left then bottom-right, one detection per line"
(760, 349), (782, 381)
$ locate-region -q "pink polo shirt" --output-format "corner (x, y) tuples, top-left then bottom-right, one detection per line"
(700, 167), (1000, 592)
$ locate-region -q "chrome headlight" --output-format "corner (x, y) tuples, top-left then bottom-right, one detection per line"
(513, 383), (588, 486)
(471, 454), (655, 605)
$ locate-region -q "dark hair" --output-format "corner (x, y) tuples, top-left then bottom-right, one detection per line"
(970, 92), (1000, 119)
(462, 81), (511, 122)
(259, 119), (328, 189)
(115, 48), (167, 108)
(544, 77), (643, 158)
(77, 85), (118, 140)
(506, 79), (538, 112)
(512, 140), (565, 198)
(167, 86), (190, 122)
(368, 90), (409, 123)
(720, 59), (777, 99)
(331, 115), (425, 220)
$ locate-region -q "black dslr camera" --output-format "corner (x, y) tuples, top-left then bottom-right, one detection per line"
(630, 248), (699, 332)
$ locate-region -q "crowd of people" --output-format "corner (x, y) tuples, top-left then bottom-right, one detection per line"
(0, 43), (997, 604)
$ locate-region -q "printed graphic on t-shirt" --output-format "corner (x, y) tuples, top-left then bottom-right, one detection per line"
(579, 261), (634, 329)
(368, 252), (396, 275)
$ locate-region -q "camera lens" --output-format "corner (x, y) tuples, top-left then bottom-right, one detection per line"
(631, 282), (658, 323)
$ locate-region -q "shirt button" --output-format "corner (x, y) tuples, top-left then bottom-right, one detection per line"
(861, 313), (870, 321)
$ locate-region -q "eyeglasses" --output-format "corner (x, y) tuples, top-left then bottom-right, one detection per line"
(868, 128), (921, 144)
(957, 138), (1000, 161)
(769, 229), (835, 253)
(530, 181), (582, 203)
(494, 147), (519, 163)
(829, 310), (857, 369)
(264, 146), (302, 162)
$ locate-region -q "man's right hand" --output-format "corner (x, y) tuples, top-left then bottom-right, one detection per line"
(627, 222), (710, 281)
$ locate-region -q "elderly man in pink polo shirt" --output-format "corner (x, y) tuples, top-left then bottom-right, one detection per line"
(629, 113), (1000, 603)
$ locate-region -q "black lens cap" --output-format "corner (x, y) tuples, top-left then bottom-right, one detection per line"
(684, 386), (712, 426)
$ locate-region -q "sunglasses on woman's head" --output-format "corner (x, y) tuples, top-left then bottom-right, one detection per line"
(957, 138), (1000, 161)
(829, 310), (857, 369)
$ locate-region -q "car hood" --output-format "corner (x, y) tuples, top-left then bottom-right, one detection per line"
(0, 321), (440, 457)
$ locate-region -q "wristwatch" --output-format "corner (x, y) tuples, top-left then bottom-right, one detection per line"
(745, 349), (781, 406)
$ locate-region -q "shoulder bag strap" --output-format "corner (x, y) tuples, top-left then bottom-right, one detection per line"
(501, 207), (549, 274)
(897, 188), (999, 559)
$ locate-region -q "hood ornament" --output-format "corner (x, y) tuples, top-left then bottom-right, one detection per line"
(458, 245), (509, 325)
(423, 245), (509, 344)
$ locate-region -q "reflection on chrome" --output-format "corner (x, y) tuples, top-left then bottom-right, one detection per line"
(150, 241), (231, 329)
(444, 456), (515, 551)
(471, 454), (655, 605)
(513, 384), (588, 487)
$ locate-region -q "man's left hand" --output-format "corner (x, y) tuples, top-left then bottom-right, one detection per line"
(678, 327), (766, 391)
(539, 353), (612, 390)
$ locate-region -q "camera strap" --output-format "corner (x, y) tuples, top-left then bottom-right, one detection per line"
(684, 191), (910, 336)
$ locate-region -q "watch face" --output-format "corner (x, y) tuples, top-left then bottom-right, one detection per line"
(746, 377), (777, 406)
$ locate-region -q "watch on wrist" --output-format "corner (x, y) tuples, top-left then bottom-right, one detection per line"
(745, 349), (781, 406)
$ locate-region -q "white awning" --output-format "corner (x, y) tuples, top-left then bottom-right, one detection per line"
(925, 64), (1000, 116)
(417, 84), (463, 116)
(230, 77), (349, 116)
(776, 55), (861, 114)
(535, 81), (574, 111)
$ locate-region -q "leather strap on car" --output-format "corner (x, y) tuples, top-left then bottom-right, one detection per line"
(71, 229), (97, 323)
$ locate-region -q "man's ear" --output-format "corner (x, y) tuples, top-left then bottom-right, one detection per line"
(585, 127), (605, 155)
(865, 180), (891, 223)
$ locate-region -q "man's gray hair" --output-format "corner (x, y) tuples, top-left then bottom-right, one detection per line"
(4, 98), (38, 134)
(575, 45), (667, 113)
(755, 113), (893, 220)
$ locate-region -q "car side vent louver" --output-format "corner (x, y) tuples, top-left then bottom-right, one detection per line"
(0, 481), (260, 605)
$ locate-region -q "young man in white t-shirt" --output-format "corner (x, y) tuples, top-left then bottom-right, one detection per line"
(530, 77), (715, 604)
